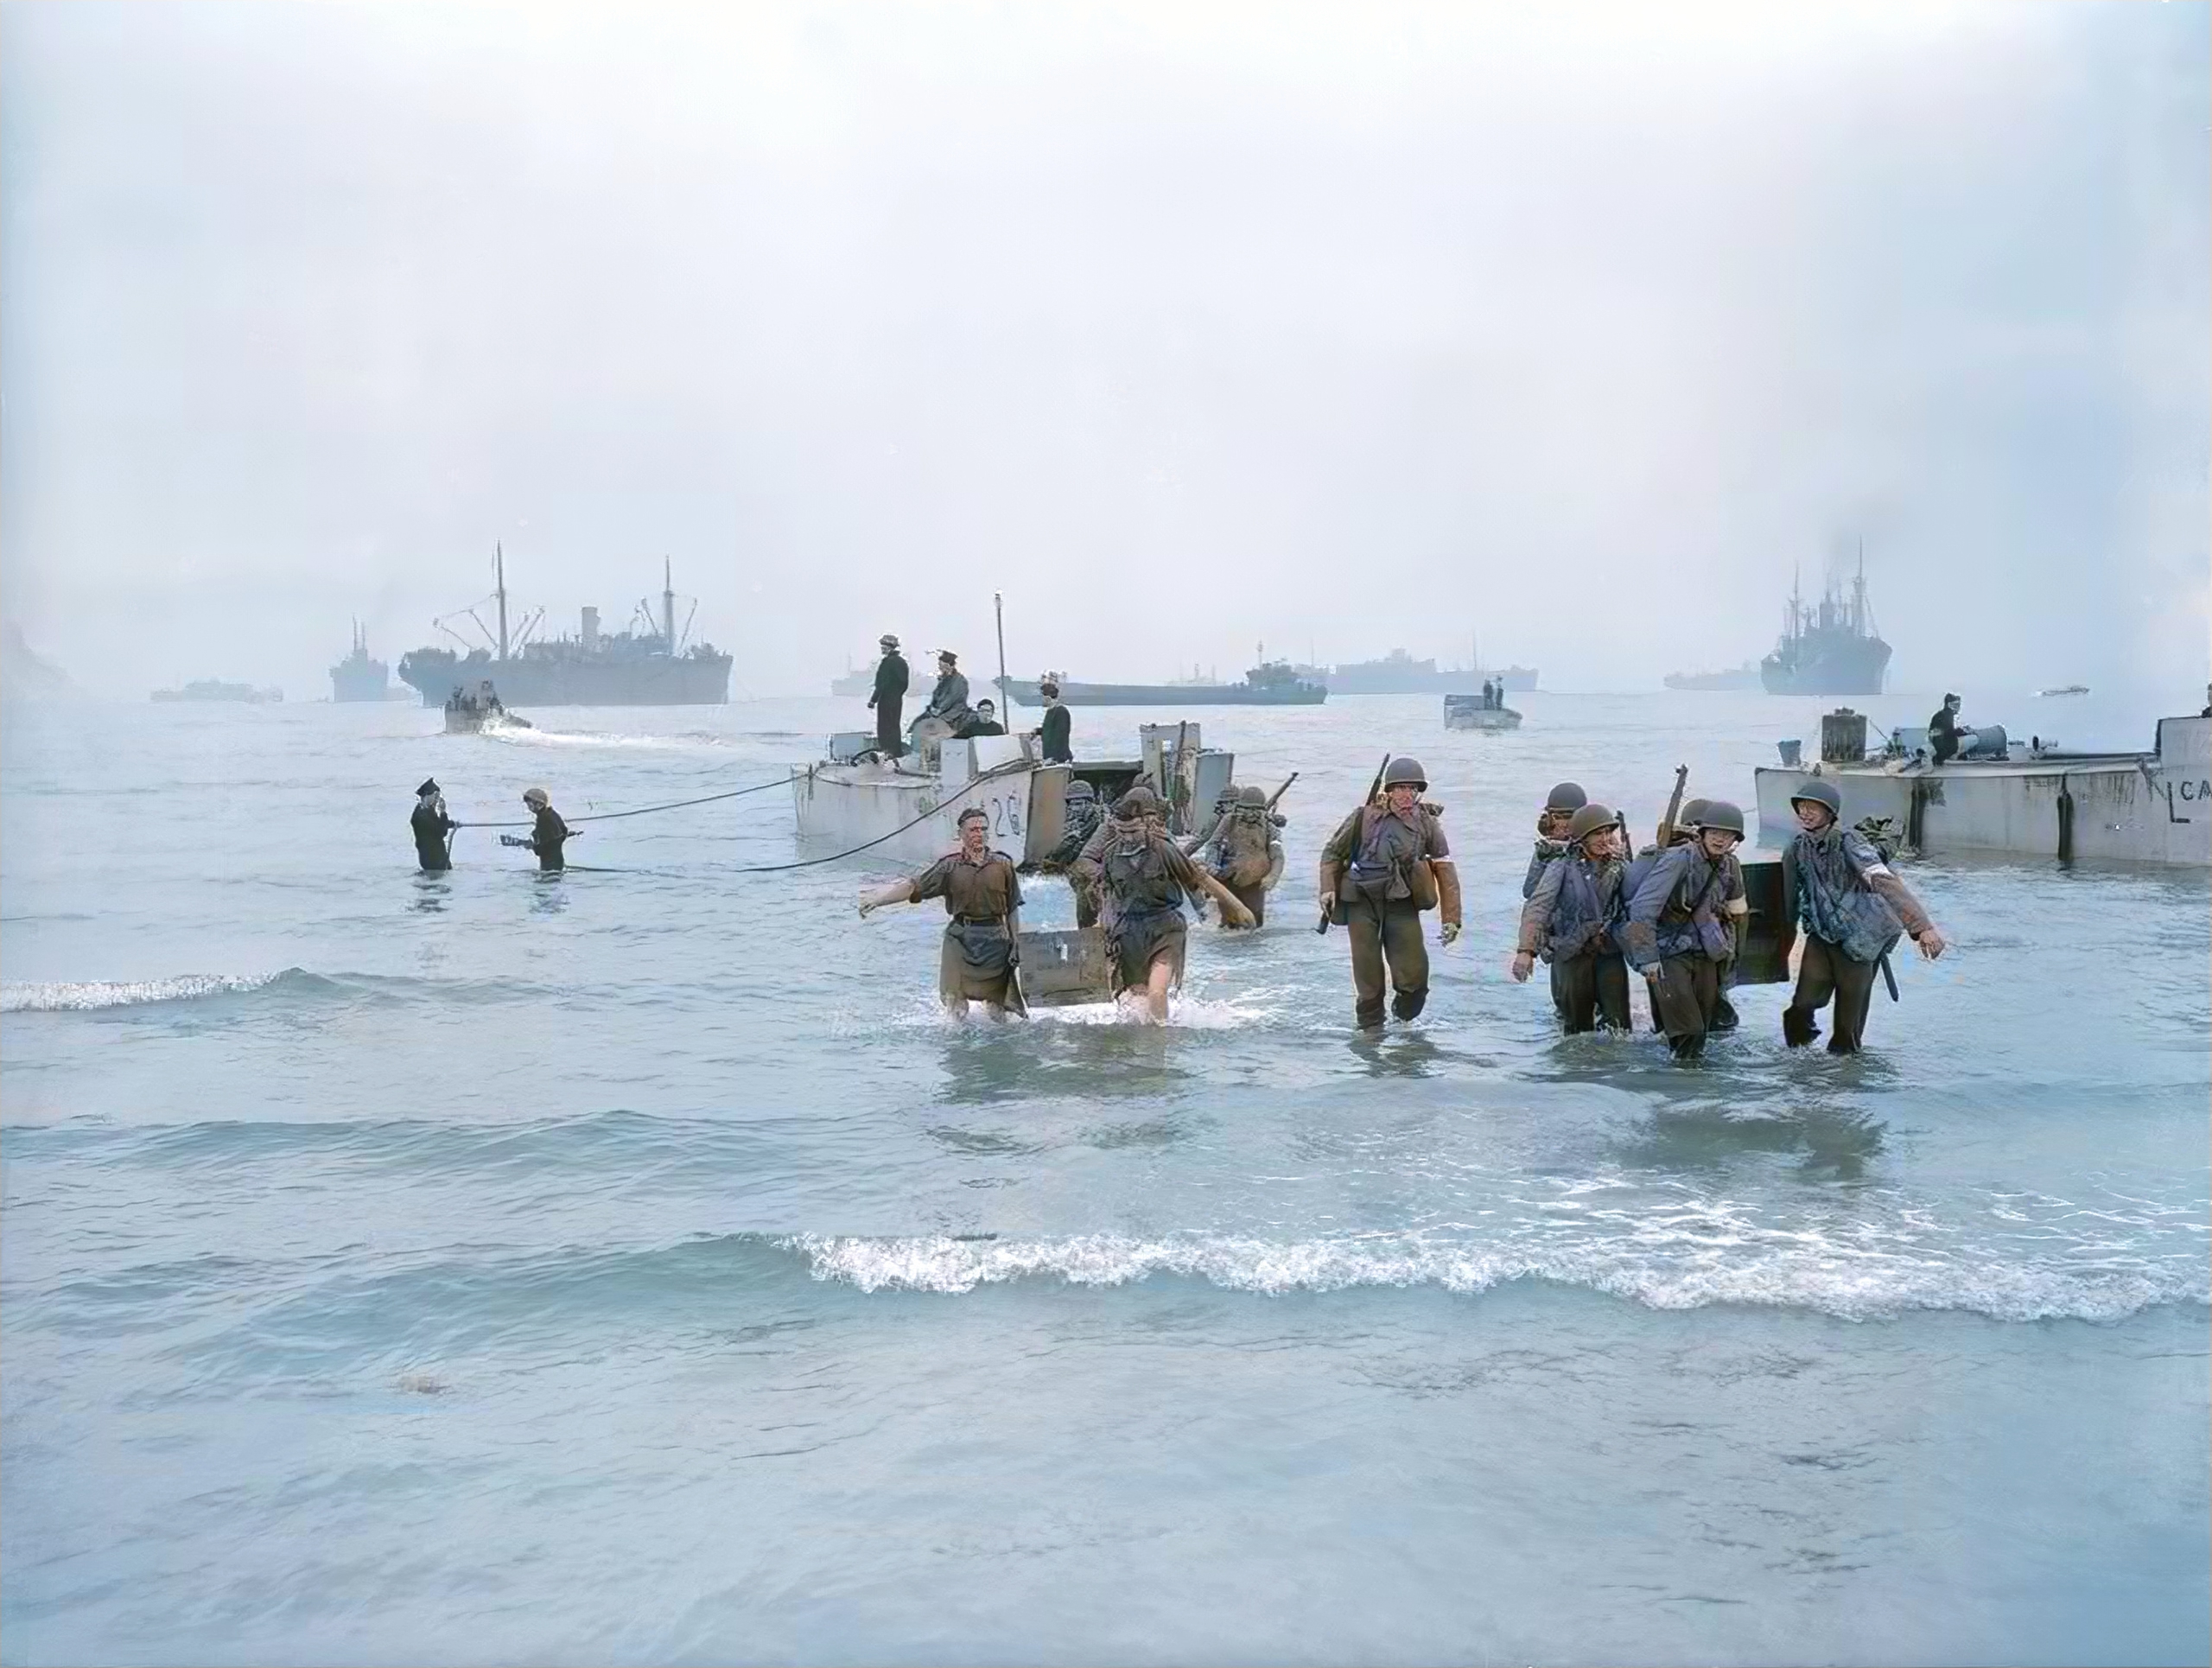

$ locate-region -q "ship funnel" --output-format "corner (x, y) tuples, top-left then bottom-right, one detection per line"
(581, 606), (600, 652)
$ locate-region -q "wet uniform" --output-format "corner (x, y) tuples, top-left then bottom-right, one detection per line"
(908, 847), (1026, 1014)
(1187, 803), (1283, 927)
(1322, 804), (1452, 1028)
(529, 805), (571, 871)
(1517, 850), (1631, 1033)
(1046, 798), (1106, 927)
(1624, 843), (1734, 1058)
(1073, 818), (1211, 992)
(1783, 824), (1934, 1054)
(410, 799), (457, 872)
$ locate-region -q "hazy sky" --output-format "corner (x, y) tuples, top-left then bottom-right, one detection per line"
(3, 0), (2204, 699)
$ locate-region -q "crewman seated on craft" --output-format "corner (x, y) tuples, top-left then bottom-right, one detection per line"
(953, 698), (1007, 739)
(856, 806), (1027, 1020)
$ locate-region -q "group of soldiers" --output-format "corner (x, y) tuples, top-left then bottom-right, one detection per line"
(1508, 779), (1945, 1057)
(409, 779), (576, 872)
(858, 754), (1949, 1057)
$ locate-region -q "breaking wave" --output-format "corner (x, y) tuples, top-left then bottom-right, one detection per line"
(787, 1231), (2211, 1323)
(0, 971), (296, 1012)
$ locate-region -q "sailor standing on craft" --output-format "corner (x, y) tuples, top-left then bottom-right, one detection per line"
(1780, 779), (1947, 1054)
(858, 806), (1027, 1019)
(1072, 786), (1255, 1022)
(1037, 681), (1073, 765)
(867, 634), (909, 760)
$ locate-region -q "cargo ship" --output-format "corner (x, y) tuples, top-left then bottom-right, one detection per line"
(397, 548), (731, 707)
(329, 621), (391, 703)
(1760, 558), (1891, 697)
(995, 661), (1325, 707)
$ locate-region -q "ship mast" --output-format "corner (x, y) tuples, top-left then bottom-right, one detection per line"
(495, 544), (510, 664)
(663, 557), (676, 653)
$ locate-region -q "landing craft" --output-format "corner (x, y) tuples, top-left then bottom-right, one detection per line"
(1753, 706), (2212, 867)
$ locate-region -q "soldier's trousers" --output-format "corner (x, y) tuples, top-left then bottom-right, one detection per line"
(1649, 954), (1720, 1059)
(874, 697), (904, 759)
(1345, 897), (1428, 1028)
(1784, 934), (1878, 1054)
(1227, 880), (1266, 929)
(1552, 949), (1630, 1034)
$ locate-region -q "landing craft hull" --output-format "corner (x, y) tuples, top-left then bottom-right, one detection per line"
(1752, 717), (2212, 867)
(791, 738), (1058, 869)
(1444, 703), (1522, 731)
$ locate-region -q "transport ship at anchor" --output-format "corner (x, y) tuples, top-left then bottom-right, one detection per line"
(397, 547), (731, 707)
(1760, 557), (1891, 697)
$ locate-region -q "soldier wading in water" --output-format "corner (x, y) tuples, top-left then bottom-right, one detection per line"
(1319, 757), (1462, 1031)
(1073, 786), (1254, 1022)
(1184, 783), (1285, 928)
(1511, 801), (1631, 1033)
(858, 807), (1027, 1019)
(1624, 799), (1748, 1060)
(1781, 779), (1946, 1054)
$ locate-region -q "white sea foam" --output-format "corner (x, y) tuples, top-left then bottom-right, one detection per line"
(789, 1230), (2210, 1322)
(0, 971), (287, 1012)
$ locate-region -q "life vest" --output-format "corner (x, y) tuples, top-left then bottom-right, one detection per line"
(1343, 806), (1440, 910)
(1542, 855), (1623, 962)
(1788, 828), (1902, 964)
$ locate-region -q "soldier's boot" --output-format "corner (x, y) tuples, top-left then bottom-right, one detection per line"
(1782, 1006), (1821, 1048)
(1711, 992), (1740, 1032)
(1391, 986), (1428, 1022)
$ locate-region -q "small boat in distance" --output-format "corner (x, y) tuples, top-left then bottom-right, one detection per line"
(1444, 692), (1522, 731)
(2037, 684), (2090, 697)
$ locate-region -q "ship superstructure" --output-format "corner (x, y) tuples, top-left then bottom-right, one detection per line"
(397, 547), (731, 707)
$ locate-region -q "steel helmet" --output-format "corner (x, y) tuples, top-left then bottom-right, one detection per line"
(1566, 802), (1618, 843)
(1544, 781), (1588, 812)
(1699, 799), (1746, 837)
(1789, 778), (1843, 818)
(1382, 756), (1428, 791)
(1115, 786), (1161, 818)
(1065, 779), (1096, 801)
(523, 786), (550, 807)
(1678, 797), (1711, 831)
(1238, 784), (1268, 807)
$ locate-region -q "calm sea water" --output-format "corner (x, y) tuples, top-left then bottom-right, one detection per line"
(3, 689), (2206, 1666)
